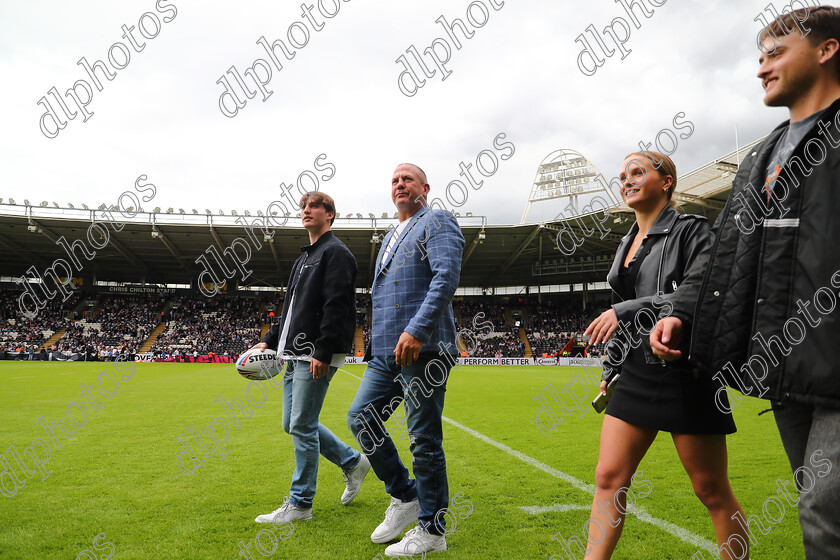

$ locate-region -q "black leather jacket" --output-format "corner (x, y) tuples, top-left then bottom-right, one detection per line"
(262, 231), (357, 363)
(602, 205), (710, 381)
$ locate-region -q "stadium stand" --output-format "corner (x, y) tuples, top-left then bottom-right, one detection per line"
(61, 294), (167, 353)
(0, 289), (81, 355)
(150, 294), (270, 357)
(0, 285), (609, 361)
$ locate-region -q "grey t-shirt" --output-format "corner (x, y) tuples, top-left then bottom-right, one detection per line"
(764, 108), (827, 195)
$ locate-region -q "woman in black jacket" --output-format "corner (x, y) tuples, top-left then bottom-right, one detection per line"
(583, 152), (748, 560)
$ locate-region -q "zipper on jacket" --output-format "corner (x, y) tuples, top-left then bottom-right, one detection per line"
(656, 233), (669, 294)
(687, 200), (732, 361)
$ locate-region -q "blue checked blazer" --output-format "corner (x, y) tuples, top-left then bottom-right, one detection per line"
(366, 205), (464, 358)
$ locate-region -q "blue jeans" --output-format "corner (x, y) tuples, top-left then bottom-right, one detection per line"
(282, 359), (360, 509)
(347, 354), (452, 535)
(772, 401), (840, 560)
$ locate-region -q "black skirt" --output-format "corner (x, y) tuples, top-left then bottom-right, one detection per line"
(605, 345), (736, 434)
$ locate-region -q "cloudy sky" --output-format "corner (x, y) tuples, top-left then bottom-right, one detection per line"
(1, 0), (794, 225)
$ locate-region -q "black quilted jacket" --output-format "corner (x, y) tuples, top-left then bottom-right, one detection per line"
(669, 98), (840, 408)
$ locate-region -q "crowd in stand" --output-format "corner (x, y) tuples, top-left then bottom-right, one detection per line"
(470, 327), (527, 357)
(0, 290), (81, 354)
(453, 298), (590, 358)
(150, 294), (271, 357)
(1, 288), (610, 361)
(526, 302), (592, 357)
(58, 294), (166, 354)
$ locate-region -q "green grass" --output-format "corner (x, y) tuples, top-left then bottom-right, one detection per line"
(0, 362), (802, 559)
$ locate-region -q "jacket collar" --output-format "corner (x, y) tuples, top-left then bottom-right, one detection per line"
(300, 229), (334, 253)
(609, 205), (677, 292)
(621, 204), (679, 240)
(748, 126), (786, 194)
(749, 96), (840, 192)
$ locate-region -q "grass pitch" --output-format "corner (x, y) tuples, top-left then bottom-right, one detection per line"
(0, 361), (802, 559)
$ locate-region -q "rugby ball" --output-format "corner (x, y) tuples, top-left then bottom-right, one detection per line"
(235, 348), (282, 381)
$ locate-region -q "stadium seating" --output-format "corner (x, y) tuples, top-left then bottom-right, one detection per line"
(0, 286), (609, 360)
(0, 289), (81, 354)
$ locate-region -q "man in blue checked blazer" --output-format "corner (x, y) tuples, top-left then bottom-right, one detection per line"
(348, 163), (464, 556)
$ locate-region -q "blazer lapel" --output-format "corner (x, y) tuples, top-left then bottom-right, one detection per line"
(376, 206), (427, 277)
(375, 231), (392, 277)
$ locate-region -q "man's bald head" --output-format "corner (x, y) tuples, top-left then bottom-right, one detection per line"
(396, 163), (427, 185)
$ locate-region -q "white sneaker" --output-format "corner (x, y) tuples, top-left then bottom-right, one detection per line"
(341, 454), (371, 505)
(384, 526), (447, 556)
(371, 496), (421, 544)
(254, 500), (312, 524)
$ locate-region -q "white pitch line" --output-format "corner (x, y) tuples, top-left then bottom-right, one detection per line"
(340, 369), (363, 381)
(9, 376), (35, 379)
(442, 415), (596, 494)
(442, 416), (717, 554)
(520, 504), (591, 514)
(339, 368), (717, 553)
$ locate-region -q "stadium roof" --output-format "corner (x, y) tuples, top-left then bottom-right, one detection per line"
(0, 138), (763, 291)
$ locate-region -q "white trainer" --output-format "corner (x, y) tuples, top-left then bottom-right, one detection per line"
(254, 500), (313, 524)
(341, 454), (371, 505)
(371, 496), (421, 544)
(384, 526), (447, 556)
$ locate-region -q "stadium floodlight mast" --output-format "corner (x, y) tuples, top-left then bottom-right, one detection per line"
(520, 148), (620, 224)
(23, 199), (30, 206)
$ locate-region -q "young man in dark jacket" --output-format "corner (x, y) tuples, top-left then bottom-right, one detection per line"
(253, 191), (370, 524)
(651, 7), (840, 559)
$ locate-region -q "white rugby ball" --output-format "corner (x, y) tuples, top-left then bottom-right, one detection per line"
(235, 348), (282, 380)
